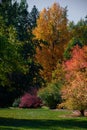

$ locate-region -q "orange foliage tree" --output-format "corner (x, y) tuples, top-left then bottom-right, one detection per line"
(62, 45), (87, 116)
(33, 3), (70, 82)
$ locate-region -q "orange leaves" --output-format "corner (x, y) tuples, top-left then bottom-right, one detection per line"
(33, 3), (69, 82)
(64, 45), (87, 73)
(36, 44), (56, 81)
(33, 3), (68, 45)
(62, 45), (87, 110)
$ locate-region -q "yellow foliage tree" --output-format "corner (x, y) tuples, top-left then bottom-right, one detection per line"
(33, 3), (70, 82)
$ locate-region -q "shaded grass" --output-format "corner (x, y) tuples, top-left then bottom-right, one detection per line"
(0, 108), (87, 130)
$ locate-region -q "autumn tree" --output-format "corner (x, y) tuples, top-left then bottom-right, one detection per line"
(33, 3), (69, 82)
(62, 45), (87, 116)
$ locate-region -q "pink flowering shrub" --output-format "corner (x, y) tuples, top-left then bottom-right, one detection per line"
(19, 93), (42, 108)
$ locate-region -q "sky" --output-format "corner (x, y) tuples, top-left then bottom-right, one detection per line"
(27, 0), (87, 23)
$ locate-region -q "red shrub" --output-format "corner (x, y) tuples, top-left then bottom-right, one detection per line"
(19, 93), (42, 108)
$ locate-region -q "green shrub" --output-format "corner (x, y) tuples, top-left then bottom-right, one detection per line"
(38, 82), (62, 109)
(12, 98), (20, 107)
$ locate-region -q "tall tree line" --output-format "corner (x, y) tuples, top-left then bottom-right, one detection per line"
(0, 0), (43, 107)
(0, 0), (87, 107)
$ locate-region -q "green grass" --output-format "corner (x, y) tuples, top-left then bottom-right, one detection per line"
(0, 108), (87, 130)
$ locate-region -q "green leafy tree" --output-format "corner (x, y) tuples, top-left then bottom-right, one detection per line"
(0, 16), (24, 87)
(73, 18), (87, 45)
(0, 16), (26, 107)
(0, 0), (19, 26)
(0, 1), (43, 107)
(64, 17), (87, 60)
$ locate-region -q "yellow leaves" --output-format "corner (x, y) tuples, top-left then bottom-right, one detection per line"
(33, 2), (69, 82)
(62, 70), (87, 110)
(33, 2), (68, 45)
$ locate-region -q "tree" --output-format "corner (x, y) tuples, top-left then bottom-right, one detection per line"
(29, 5), (39, 29)
(63, 38), (83, 59)
(0, 16), (27, 107)
(64, 17), (87, 60)
(0, 16), (24, 87)
(52, 61), (65, 84)
(0, 0), (31, 41)
(13, 1), (43, 91)
(68, 18), (87, 46)
(0, 1), (43, 106)
(62, 45), (87, 116)
(0, 0), (43, 88)
(0, 0), (19, 26)
(33, 3), (69, 82)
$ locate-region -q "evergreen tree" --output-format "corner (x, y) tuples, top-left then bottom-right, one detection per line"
(0, 0), (43, 107)
(29, 5), (39, 29)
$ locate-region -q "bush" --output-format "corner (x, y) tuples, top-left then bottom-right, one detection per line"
(38, 82), (62, 109)
(12, 98), (20, 107)
(19, 93), (42, 108)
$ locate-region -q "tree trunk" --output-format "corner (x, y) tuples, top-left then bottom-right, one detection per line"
(80, 110), (84, 116)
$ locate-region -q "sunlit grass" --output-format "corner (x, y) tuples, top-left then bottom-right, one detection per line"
(0, 108), (87, 130)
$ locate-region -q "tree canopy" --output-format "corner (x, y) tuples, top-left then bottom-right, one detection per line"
(33, 3), (70, 82)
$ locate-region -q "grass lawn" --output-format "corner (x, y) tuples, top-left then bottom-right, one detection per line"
(0, 108), (87, 130)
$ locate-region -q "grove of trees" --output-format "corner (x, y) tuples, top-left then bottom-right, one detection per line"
(0, 0), (87, 116)
(0, 0), (43, 106)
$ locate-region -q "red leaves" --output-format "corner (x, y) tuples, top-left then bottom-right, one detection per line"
(19, 93), (42, 108)
(64, 45), (87, 72)
(62, 45), (87, 111)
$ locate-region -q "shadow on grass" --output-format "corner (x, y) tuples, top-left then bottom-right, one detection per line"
(0, 117), (87, 130)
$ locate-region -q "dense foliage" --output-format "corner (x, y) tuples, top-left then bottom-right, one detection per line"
(33, 3), (70, 82)
(38, 82), (62, 109)
(62, 45), (87, 116)
(0, 0), (43, 107)
(0, 0), (87, 113)
(19, 93), (42, 108)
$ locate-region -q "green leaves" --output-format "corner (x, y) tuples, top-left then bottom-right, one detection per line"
(38, 82), (62, 109)
(64, 38), (83, 59)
